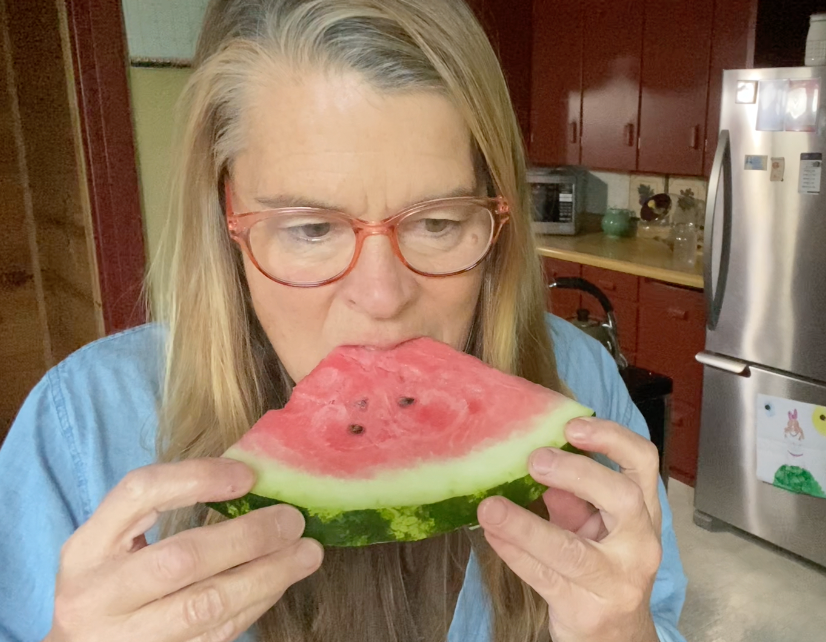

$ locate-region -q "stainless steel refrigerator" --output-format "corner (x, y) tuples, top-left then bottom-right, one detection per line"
(695, 66), (826, 567)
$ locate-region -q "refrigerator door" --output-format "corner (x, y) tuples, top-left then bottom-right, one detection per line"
(704, 67), (826, 383)
(695, 355), (826, 567)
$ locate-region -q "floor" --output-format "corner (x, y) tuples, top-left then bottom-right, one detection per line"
(668, 480), (826, 642)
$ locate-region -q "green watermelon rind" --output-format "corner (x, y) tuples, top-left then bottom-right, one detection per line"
(207, 443), (585, 547)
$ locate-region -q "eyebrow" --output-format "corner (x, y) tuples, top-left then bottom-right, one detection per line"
(253, 185), (480, 213)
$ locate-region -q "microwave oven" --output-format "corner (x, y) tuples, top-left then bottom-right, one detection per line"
(527, 167), (586, 235)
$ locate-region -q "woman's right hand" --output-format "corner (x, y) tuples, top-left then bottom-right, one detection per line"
(46, 458), (323, 642)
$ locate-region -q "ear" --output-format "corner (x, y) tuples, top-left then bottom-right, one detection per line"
(789, 411), (794, 420)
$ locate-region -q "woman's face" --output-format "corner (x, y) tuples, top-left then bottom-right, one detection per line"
(231, 70), (485, 382)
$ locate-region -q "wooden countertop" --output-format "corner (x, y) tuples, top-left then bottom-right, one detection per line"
(535, 232), (704, 289)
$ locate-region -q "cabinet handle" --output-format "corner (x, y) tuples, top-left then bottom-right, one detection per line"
(598, 279), (616, 291)
(690, 125), (700, 150)
(667, 307), (688, 320)
(624, 123), (635, 147)
(570, 121), (578, 144)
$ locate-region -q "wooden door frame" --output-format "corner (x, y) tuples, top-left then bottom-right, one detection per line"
(64, 0), (147, 333)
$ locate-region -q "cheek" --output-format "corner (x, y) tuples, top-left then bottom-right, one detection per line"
(244, 258), (334, 379)
(421, 269), (485, 346)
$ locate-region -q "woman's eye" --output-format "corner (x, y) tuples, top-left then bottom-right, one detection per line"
(289, 222), (332, 239)
(422, 218), (456, 234)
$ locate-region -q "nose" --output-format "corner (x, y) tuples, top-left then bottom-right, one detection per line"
(338, 233), (415, 320)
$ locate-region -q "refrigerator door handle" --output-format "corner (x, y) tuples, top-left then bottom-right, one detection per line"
(695, 351), (750, 376)
(703, 130), (733, 331)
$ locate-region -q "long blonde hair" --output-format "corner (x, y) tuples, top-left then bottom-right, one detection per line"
(151, 1), (561, 640)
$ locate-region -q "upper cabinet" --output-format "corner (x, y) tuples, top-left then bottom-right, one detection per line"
(529, 0), (757, 177)
(637, 0), (714, 176)
(530, 0), (582, 166)
(468, 0), (535, 144)
(580, 0), (643, 172)
(705, 0), (757, 173)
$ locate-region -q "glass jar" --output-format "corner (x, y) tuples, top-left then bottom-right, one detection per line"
(671, 222), (698, 269)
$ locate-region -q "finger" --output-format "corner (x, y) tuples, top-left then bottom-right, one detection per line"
(69, 459), (255, 566)
(136, 537), (323, 642)
(478, 496), (596, 581)
(565, 418), (662, 532)
(529, 446), (650, 533)
(542, 486), (597, 532)
(104, 504), (305, 613)
(485, 531), (572, 608)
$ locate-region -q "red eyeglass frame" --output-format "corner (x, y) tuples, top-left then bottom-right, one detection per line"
(224, 182), (510, 288)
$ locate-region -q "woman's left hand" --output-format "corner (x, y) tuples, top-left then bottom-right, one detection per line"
(477, 417), (663, 642)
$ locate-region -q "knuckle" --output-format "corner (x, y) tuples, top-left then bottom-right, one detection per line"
(640, 440), (661, 472)
(230, 515), (271, 558)
(558, 535), (589, 570)
(52, 590), (82, 632)
(119, 468), (152, 501)
(152, 540), (200, 582)
(192, 618), (238, 642)
(184, 586), (228, 628)
(617, 483), (646, 516)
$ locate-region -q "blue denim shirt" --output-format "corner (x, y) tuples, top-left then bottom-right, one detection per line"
(0, 316), (687, 642)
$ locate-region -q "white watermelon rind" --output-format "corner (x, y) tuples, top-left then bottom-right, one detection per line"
(221, 397), (591, 511)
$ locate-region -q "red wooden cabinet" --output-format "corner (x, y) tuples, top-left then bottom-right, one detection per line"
(637, 0), (715, 176)
(467, 0), (534, 144)
(542, 257), (581, 320)
(636, 279), (706, 484)
(704, 0), (757, 175)
(580, 266), (639, 363)
(530, 0), (582, 166)
(580, 0), (643, 172)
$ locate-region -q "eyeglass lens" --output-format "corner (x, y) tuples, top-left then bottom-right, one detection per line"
(247, 202), (494, 284)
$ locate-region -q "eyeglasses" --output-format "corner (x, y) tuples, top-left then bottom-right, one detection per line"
(225, 183), (510, 288)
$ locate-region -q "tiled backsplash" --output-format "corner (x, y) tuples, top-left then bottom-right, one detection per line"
(587, 170), (708, 219)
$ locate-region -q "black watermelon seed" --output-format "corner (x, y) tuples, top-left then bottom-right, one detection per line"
(348, 424), (365, 435)
(821, 414), (825, 421)
(398, 397), (415, 407)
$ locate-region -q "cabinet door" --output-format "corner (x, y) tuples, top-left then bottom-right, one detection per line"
(530, 0), (582, 166)
(637, 0), (714, 176)
(636, 280), (705, 408)
(668, 400), (701, 485)
(542, 257), (581, 321)
(704, 0), (757, 175)
(467, 0), (534, 143)
(580, 0), (643, 172)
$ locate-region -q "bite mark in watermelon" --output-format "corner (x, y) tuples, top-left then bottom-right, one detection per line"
(208, 337), (593, 546)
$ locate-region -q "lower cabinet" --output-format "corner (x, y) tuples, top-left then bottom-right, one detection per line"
(541, 258), (706, 485)
(542, 257), (582, 321)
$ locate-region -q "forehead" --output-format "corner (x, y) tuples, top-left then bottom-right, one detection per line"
(232, 68), (477, 214)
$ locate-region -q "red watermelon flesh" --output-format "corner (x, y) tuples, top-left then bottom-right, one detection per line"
(234, 338), (555, 478)
(212, 337), (593, 546)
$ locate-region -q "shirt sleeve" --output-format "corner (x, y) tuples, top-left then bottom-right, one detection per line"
(0, 371), (90, 642)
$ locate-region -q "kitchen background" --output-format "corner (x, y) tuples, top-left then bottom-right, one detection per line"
(2, 1), (826, 640)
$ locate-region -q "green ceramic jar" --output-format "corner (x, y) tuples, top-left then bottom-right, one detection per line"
(601, 208), (633, 238)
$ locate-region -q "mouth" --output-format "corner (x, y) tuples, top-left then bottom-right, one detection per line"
(341, 336), (427, 351)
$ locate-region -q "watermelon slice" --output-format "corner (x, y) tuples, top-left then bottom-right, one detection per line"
(208, 337), (593, 546)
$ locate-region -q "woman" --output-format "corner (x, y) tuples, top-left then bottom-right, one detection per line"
(0, 1), (687, 641)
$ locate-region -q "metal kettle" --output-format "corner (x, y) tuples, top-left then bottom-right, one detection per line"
(548, 277), (628, 370)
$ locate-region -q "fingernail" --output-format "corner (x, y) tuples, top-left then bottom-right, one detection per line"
(297, 539), (323, 568)
(274, 506), (305, 540)
(480, 497), (507, 526)
(530, 448), (556, 475)
(567, 418), (594, 440)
